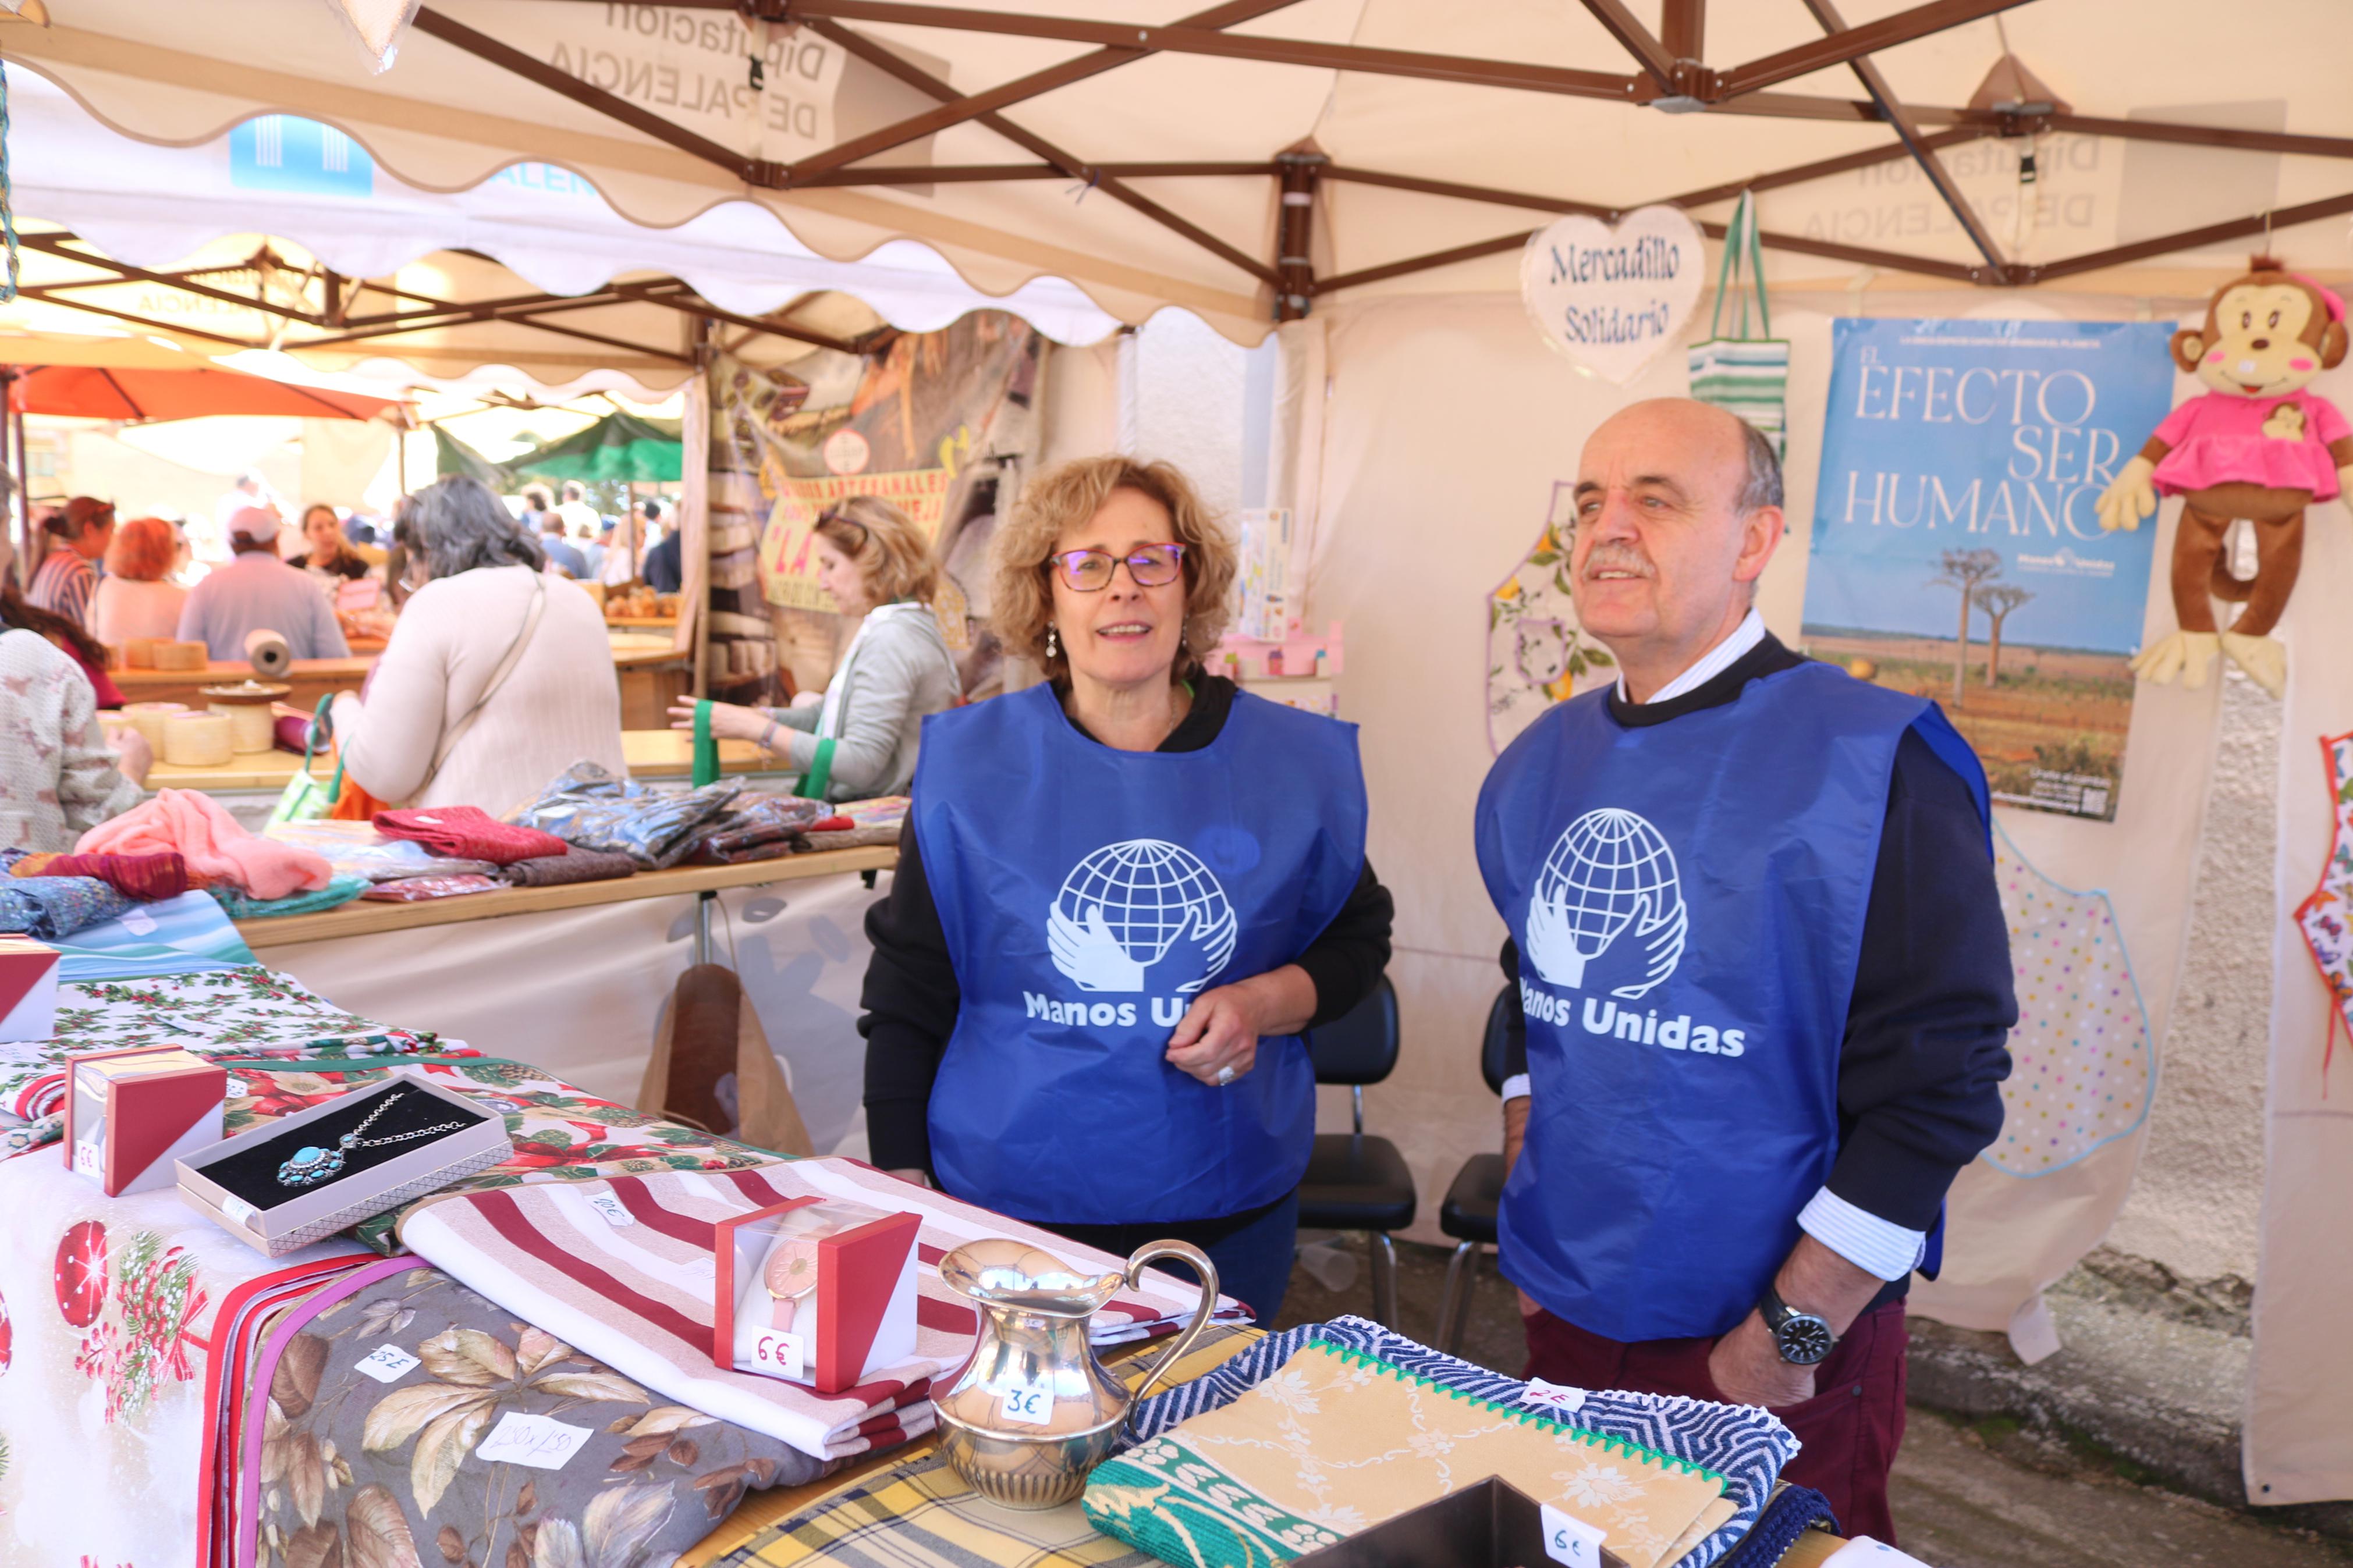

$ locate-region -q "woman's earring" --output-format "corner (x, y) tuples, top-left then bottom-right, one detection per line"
(1046, 625), (1060, 660)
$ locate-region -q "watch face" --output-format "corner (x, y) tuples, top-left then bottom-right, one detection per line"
(1776, 1314), (1836, 1366)
(764, 1241), (818, 1301)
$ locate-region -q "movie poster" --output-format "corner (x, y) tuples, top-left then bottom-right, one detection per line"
(1803, 318), (2177, 821)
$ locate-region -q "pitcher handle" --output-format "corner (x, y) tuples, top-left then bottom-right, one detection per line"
(1119, 1239), (1221, 1413)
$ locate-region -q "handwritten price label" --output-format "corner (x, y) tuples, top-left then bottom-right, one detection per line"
(1541, 1502), (1608, 1567)
(473, 1411), (592, 1471)
(118, 908), (158, 936)
(582, 1190), (635, 1227)
(1522, 1377), (1587, 1416)
(354, 1344), (421, 1384)
(999, 1383), (1053, 1427)
(72, 1139), (102, 1181)
(221, 1195), (258, 1226)
(750, 1329), (806, 1379)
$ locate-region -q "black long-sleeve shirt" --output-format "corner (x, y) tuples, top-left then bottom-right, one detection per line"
(1500, 634), (2014, 1303)
(861, 675), (1395, 1175)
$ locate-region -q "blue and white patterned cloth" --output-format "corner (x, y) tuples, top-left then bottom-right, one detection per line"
(1120, 1316), (1800, 1568)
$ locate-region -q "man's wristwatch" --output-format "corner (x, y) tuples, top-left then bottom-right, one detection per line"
(1758, 1285), (1837, 1366)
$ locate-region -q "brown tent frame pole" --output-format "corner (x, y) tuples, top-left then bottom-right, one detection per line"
(2022, 190), (2353, 283)
(1577, 0), (1678, 91)
(1712, 0), (2031, 100)
(804, 17), (1279, 285)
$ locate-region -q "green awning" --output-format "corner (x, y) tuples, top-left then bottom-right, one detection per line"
(505, 410), (683, 483)
(432, 425), (510, 488)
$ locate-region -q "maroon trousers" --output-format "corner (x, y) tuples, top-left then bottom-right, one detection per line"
(1522, 1299), (1910, 1544)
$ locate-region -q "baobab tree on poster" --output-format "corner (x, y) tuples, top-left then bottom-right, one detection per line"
(1928, 548), (2003, 707)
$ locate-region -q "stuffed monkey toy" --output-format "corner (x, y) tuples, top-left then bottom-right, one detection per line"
(2097, 257), (2353, 698)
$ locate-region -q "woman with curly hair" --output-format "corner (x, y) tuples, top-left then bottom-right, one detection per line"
(858, 456), (1393, 1324)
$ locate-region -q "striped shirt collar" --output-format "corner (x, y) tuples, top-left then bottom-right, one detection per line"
(1614, 608), (1767, 706)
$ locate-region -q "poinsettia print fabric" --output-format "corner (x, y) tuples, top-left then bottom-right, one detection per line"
(244, 1263), (827, 1568)
(0, 1148), (370, 1568)
(1, 965), (453, 1158)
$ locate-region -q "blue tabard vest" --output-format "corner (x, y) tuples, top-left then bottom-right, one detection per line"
(1474, 662), (1987, 1342)
(915, 684), (1368, 1226)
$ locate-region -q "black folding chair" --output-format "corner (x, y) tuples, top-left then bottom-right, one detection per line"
(1435, 986), (1516, 1354)
(1296, 976), (1415, 1327)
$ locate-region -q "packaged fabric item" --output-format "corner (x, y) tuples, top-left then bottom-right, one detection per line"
(7, 849), (191, 901)
(398, 1156), (1250, 1462)
(1112, 1317), (1798, 1568)
(176, 1071), (510, 1256)
(833, 795), (911, 829)
(687, 792), (831, 861)
(374, 803), (569, 865)
(1087, 1338), (1728, 1568)
(507, 762), (743, 869)
(64, 1045), (226, 1196)
(263, 817), (500, 882)
(209, 872), (370, 920)
(0, 867), (133, 940)
(0, 936), (60, 1041)
(223, 1257), (831, 1568)
(79, 787), (332, 899)
(800, 824), (903, 852)
(360, 873), (503, 902)
(697, 839), (796, 867)
(498, 848), (638, 887)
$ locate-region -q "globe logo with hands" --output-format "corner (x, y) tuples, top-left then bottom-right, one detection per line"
(1048, 838), (1239, 994)
(1524, 808), (1688, 1000)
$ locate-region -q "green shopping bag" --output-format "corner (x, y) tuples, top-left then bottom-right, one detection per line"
(267, 696), (344, 827)
(1688, 190), (1789, 458)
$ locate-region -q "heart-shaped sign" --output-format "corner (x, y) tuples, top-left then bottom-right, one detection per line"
(1520, 205), (1705, 383)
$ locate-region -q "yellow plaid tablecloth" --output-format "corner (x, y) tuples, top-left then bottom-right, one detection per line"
(685, 1326), (1264, 1568)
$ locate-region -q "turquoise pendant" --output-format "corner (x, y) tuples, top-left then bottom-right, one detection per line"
(277, 1144), (345, 1186)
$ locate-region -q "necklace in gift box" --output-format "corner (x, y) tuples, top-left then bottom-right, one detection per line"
(278, 1092), (466, 1186)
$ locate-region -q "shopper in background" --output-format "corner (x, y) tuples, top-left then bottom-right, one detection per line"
(91, 516), (190, 648)
(340, 477), (623, 811)
(598, 504), (640, 588)
(27, 496), (114, 632)
(553, 481), (600, 539)
(287, 504), (372, 592)
(0, 580), (147, 851)
(858, 458), (1392, 1325)
(640, 500), (682, 592)
(672, 495), (957, 802)
(537, 514), (588, 578)
(177, 508), (351, 660)
(519, 486), (554, 532)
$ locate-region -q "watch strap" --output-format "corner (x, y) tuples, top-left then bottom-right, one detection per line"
(1760, 1285), (1837, 1365)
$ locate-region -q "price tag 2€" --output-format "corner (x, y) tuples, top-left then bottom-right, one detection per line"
(999, 1382), (1053, 1427)
(751, 1329), (805, 1379)
(1522, 1377), (1587, 1416)
(1540, 1502), (1609, 1568)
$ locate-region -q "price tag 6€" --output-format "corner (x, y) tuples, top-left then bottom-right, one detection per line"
(72, 1139), (102, 1180)
(751, 1329), (805, 1379)
(355, 1344), (421, 1384)
(999, 1382), (1053, 1427)
(1541, 1502), (1608, 1568)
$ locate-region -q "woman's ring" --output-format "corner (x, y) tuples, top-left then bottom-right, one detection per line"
(1215, 1065), (1237, 1087)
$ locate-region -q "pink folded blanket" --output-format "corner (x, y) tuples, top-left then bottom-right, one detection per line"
(77, 788), (332, 899)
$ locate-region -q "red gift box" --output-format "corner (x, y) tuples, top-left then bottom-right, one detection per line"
(65, 1045), (227, 1197)
(713, 1196), (918, 1395)
(0, 935), (59, 1043)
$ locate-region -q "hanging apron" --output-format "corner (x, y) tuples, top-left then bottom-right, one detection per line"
(1474, 662), (1987, 1342)
(915, 684), (1368, 1225)
(797, 601), (929, 801)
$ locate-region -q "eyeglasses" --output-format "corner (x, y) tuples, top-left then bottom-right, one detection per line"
(1046, 543), (1186, 592)
(815, 506), (869, 542)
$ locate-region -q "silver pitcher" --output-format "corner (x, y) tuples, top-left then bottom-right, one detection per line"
(932, 1237), (1219, 1510)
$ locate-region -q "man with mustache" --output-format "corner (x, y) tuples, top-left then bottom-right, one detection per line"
(1473, 399), (2014, 1542)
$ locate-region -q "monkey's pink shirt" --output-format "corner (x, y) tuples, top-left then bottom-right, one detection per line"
(2150, 389), (2352, 499)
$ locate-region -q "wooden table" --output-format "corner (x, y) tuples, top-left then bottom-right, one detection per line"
(235, 845), (896, 947)
(144, 728), (779, 794)
(111, 633), (689, 728)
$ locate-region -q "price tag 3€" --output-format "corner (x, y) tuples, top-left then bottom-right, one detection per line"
(999, 1382), (1053, 1427)
(354, 1344), (422, 1384)
(1541, 1502), (1609, 1567)
(751, 1329), (805, 1379)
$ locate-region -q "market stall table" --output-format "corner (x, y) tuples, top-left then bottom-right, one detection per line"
(142, 728), (783, 796)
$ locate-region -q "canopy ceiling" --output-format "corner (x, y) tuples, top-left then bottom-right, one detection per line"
(9, 1), (2353, 344)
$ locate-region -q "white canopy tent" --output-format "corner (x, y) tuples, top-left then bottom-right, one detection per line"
(12, 0), (2353, 1510)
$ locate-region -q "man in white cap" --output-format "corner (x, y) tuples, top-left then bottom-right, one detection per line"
(177, 507), (350, 662)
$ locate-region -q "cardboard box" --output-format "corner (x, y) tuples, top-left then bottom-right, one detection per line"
(714, 1197), (918, 1395)
(0, 936), (60, 1043)
(64, 1045), (228, 1197)
(177, 1070), (510, 1256)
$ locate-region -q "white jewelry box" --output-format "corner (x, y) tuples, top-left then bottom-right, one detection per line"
(176, 1069), (512, 1256)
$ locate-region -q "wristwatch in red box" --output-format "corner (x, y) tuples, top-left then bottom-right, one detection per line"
(763, 1239), (819, 1333)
